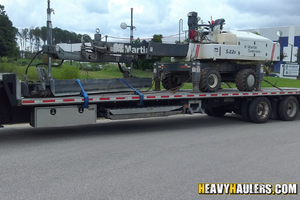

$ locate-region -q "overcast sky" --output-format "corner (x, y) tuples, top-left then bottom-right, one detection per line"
(1, 0), (300, 43)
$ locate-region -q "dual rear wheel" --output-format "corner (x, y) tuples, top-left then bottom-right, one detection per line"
(240, 96), (299, 123)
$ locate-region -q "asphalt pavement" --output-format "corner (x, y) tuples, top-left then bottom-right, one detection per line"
(0, 113), (299, 200)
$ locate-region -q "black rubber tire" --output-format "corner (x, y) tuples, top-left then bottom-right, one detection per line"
(248, 97), (272, 123)
(199, 68), (221, 92)
(205, 109), (213, 116)
(278, 96), (299, 121)
(235, 69), (258, 91)
(206, 107), (226, 117)
(162, 71), (182, 90)
(240, 99), (251, 122)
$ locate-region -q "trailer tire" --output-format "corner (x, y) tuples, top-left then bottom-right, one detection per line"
(162, 71), (182, 90)
(278, 96), (299, 121)
(235, 69), (258, 91)
(248, 97), (272, 123)
(206, 108), (226, 117)
(240, 99), (251, 122)
(205, 109), (213, 116)
(200, 68), (221, 92)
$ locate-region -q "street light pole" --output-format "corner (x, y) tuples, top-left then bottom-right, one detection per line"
(130, 8), (134, 43)
(120, 8), (136, 77)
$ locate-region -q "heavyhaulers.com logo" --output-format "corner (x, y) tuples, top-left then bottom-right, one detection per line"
(198, 183), (298, 195)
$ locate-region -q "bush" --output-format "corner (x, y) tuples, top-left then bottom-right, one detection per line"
(0, 62), (15, 73)
(101, 63), (120, 72)
(78, 62), (103, 71)
(59, 64), (80, 79)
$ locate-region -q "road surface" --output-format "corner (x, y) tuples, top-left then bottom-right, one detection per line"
(0, 114), (299, 199)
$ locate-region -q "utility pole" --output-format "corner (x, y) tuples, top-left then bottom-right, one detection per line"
(47, 0), (54, 78)
(130, 8), (134, 43)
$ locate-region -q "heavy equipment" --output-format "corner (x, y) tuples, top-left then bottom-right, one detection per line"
(2, 1), (297, 129)
(21, 1), (280, 98)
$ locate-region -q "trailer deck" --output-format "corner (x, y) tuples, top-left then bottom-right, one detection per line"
(19, 88), (300, 106)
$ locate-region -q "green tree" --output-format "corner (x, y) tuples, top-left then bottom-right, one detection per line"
(21, 28), (29, 51)
(40, 26), (47, 45)
(29, 27), (35, 52)
(152, 34), (163, 43)
(134, 37), (141, 44)
(33, 27), (41, 51)
(135, 34), (165, 70)
(0, 4), (19, 57)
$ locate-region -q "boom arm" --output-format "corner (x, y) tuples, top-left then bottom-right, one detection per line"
(42, 33), (189, 64)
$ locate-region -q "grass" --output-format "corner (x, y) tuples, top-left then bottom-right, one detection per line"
(78, 64), (152, 79)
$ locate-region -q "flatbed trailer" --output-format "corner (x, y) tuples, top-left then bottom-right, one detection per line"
(1, 73), (300, 128)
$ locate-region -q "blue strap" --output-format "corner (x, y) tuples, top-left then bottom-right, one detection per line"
(118, 78), (144, 106)
(76, 79), (89, 108)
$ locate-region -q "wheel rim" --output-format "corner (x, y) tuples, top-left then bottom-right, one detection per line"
(286, 100), (297, 117)
(208, 74), (218, 88)
(171, 75), (181, 85)
(257, 101), (270, 119)
(247, 74), (255, 87)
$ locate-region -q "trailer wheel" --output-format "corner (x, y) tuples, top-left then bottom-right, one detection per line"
(205, 109), (213, 116)
(235, 69), (258, 91)
(206, 108), (226, 117)
(240, 99), (251, 122)
(162, 71), (182, 90)
(248, 97), (272, 123)
(278, 96), (299, 121)
(200, 68), (221, 92)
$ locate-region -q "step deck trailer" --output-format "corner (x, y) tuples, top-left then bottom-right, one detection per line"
(1, 73), (300, 128)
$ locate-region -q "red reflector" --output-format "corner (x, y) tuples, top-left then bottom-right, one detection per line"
(63, 99), (74, 102)
(222, 94), (229, 96)
(23, 100), (35, 104)
(288, 92), (293, 94)
(271, 92), (276, 94)
(232, 93), (239, 96)
(243, 93), (249, 95)
(280, 92), (285, 94)
(252, 93), (259, 95)
(147, 96), (155, 99)
(199, 94), (206, 97)
(262, 93), (268, 95)
(174, 95), (182, 98)
(187, 95), (195, 97)
(43, 100), (55, 103)
(116, 97), (126, 100)
(211, 94), (218, 97)
(100, 98), (110, 100)
(132, 97), (140, 99)
(161, 96), (169, 98)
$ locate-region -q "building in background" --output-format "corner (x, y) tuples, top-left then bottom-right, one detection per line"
(242, 25), (300, 72)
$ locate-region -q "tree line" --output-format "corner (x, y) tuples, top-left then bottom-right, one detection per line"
(0, 4), (82, 58)
(17, 26), (83, 52)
